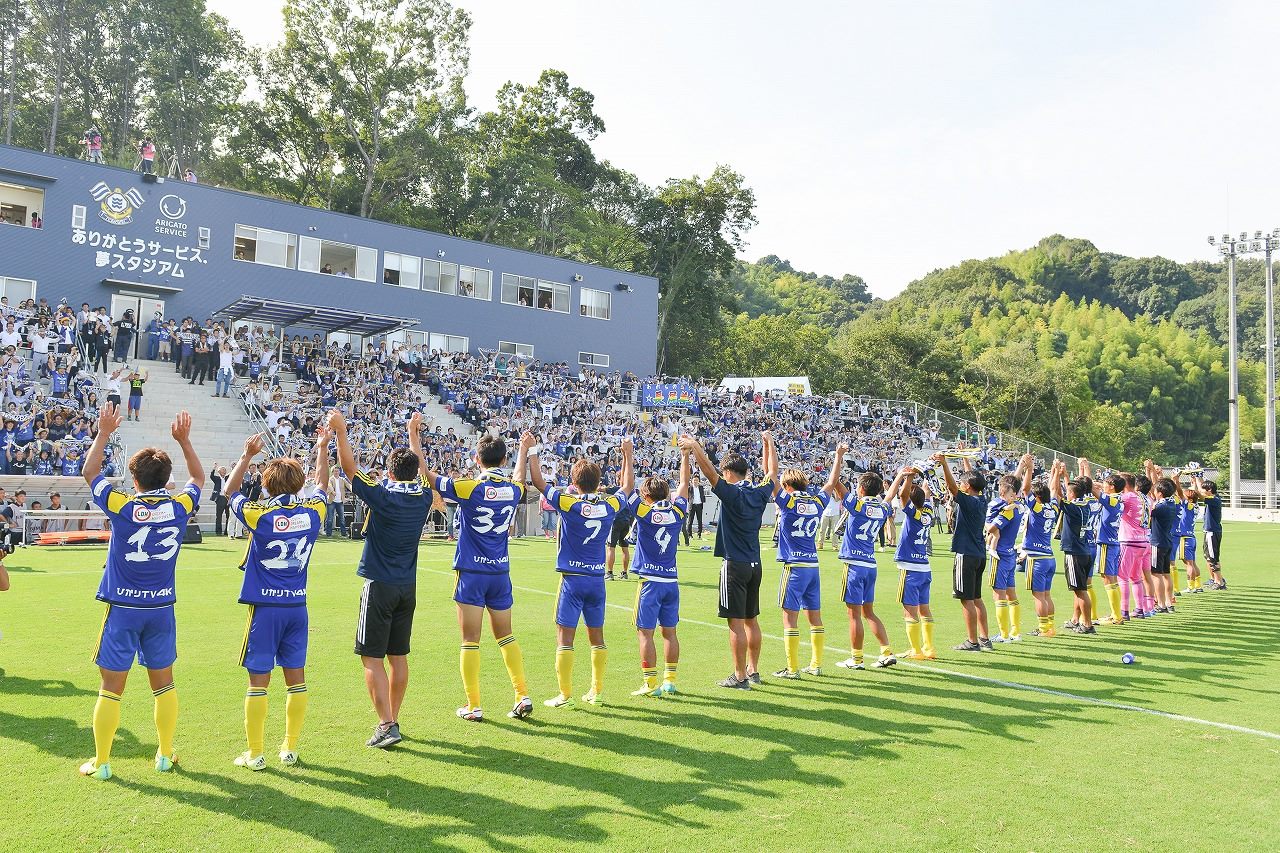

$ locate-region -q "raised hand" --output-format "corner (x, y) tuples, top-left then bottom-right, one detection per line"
(243, 432), (267, 458)
(519, 430), (537, 450)
(170, 410), (192, 443)
(314, 426), (331, 449)
(621, 436), (634, 455)
(408, 411), (422, 434)
(326, 409), (347, 433)
(97, 402), (123, 436)
(677, 435), (701, 453)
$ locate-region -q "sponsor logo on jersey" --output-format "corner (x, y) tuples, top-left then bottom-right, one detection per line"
(133, 502), (176, 523)
(796, 502), (818, 516)
(580, 502), (608, 519)
(485, 485), (515, 502)
(272, 513), (313, 533)
(132, 506), (151, 522)
(651, 511), (674, 525)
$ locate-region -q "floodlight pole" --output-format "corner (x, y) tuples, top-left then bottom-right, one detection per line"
(1223, 240), (1242, 508)
(1265, 237), (1276, 511)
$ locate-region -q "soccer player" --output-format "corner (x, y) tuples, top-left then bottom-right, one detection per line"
(680, 432), (775, 689)
(605, 483), (634, 581)
(1056, 464), (1096, 634)
(769, 443), (832, 679)
(984, 466), (1024, 643)
(224, 428), (329, 770)
(1148, 473), (1178, 613)
(428, 427), (533, 722)
(1193, 473), (1226, 590)
(620, 437), (689, 696)
(1172, 475), (1203, 593)
(78, 404), (203, 781)
(328, 409), (433, 750)
(1080, 459), (1125, 625)
(890, 466), (936, 660)
(1018, 455), (1062, 638)
(1117, 472), (1151, 620)
(933, 452), (994, 651)
(828, 443), (898, 671)
(527, 435), (620, 707)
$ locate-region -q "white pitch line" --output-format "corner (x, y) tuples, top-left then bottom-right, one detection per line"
(419, 567), (1280, 744)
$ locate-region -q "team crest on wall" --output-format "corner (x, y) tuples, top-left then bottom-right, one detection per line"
(90, 181), (145, 226)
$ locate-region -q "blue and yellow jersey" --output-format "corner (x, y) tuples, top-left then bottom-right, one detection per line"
(895, 500), (935, 566)
(775, 490), (828, 567)
(435, 471), (525, 574)
(628, 493), (687, 579)
(986, 498), (1021, 555)
(1020, 496), (1060, 556)
(1095, 492), (1122, 544)
(838, 495), (890, 568)
(351, 471), (433, 585)
(1084, 496), (1102, 548)
(543, 486), (620, 576)
(1175, 498), (1197, 538)
(231, 491), (326, 606)
(1059, 498), (1093, 556)
(90, 474), (200, 607)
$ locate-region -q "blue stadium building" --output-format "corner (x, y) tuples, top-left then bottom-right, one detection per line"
(0, 145), (658, 372)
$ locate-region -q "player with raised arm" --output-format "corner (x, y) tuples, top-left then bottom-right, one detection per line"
(1147, 468), (1178, 613)
(890, 465), (937, 660)
(1191, 472), (1225, 590)
(620, 436), (689, 696)
(1019, 456), (1062, 638)
(828, 444), (898, 671)
(1055, 462), (1096, 634)
(428, 422), (532, 723)
(769, 439), (832, 679)
(1172, 474), (1203, 593)
(224, 427), (329, 770)
(1080, 459), (1125, 625)
(932, 452), (994, 651)
(984, 462), (1025, 643)
(328, 409), (433, 750)
(527, 433), (621, 707)
(78, 404), (204, 781)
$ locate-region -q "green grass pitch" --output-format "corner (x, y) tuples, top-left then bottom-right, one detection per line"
(1, 522), (1278, 851)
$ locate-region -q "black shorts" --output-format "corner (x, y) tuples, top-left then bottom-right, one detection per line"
(719, 560), (762, 619)
(1150, 547), (1171, 575)
(354, 580), (416, 657)
(1063, 553), (1093, 591)
(1204, 531), (1222, 566)
(952, 554), (985, 600)
(608, 517), (632, 548)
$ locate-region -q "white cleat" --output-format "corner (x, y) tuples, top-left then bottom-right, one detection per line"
(873, 655), (898, 668)
(234, 751), (266, 772)
(543, 694), (573, 708)
(279, 750), (298, 767)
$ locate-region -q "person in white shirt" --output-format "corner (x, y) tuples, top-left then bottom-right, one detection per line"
(214, 342), (234, 398)
(817, 490), (844, 550)
(326, 471), (347, 536)
(0, 322), (22, 351)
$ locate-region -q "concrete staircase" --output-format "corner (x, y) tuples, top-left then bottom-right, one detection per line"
(109, 360), (260, 521)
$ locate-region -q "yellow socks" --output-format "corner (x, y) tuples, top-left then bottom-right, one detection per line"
(879, 644), (893, 658)
(590, 645), (607, 695)
(641, 664), (658, 690)
(1038, 616), (1053, 635)
(904, 618), (923, 655)
(1009, 601), (1022, 637)
(922, 617), (935, 655)
(994, 599), (1012, 638)
(460, 642), (481, 709)
(555, 646), (574, 697)
(783, 628), (801, 673)
(809, 626), (825, 669)
(152, 683), (177, 758)
(1170, 565), (1181, 595)
(1086, 584), (1098, 620)
(497, 634), (528, 699)
(1106, 582), (1122, 621)
(663, 662), (677, 686)
(284, 683), (308, 752)
(853, 648), (864, 666)
(245, 688), (268, 757)
(92, 689), (122, 766)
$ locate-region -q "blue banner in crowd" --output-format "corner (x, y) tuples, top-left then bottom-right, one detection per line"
(642, 381), (700, 410)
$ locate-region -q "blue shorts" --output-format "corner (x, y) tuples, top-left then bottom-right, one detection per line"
(240, 605), (308, 674)
(454, 570), (514, 610)
(1175, 536), (1197, 562)
(989, 552), (1016, 589)
(1026, 555), (1057, 592)
(843, 563), (877, 606)
(897, 570), (931, 607)
(556, 573), (606, 628)
(94, 603), (177, 671)
(127, 394), (142, 411)
(1096, 543), (1120, 577)
(778, 565), (821, 611)
(634, 579), (680, 630)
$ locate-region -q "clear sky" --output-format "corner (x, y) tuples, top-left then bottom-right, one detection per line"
(208, 0), (1280, 297)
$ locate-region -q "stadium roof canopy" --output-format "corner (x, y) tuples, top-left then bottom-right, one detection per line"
(212, 295), (419, 337)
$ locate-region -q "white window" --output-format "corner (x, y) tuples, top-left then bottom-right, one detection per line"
(499, 340), (534, 357)
(458, 266), (492, 300)
(578, 352), (610, 367)
(234, 224), (297, 268)
(198, 227), (210, 249)
(72, 204), (87, 229)
(579, 288), (611, 320)
(0, 180), (44, 228)
(383, 252), (421, 289)
(298, 236), (376, 281)
(501, 273), (537, 307)
(327, 332), (363, 353)
(536, 280), (570, 313)
(422, 259), (459, 295)
(0, 276), (36, 303)
(428, 332), (468, 353)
